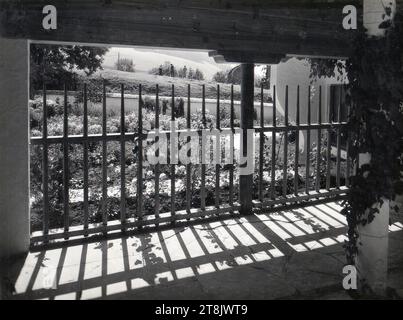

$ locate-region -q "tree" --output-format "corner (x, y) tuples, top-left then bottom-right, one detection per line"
(115, 57), (135, 72)
(308, 58), (345, 81)
(260, 65), (271, 89)
(255, 66), (271, 89)
(187, 67), (194, 80)
(213, 71), (227, 83)
(178, 66), (188, 78)
(30, 44), (109, 97)
(193, 68), (205, 80)
(149, 61), (178, 77)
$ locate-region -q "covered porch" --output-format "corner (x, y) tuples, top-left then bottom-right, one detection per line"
(1, 0), (402, 300)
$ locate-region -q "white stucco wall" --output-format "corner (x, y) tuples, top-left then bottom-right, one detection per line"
(0, 37), (30, 260)
(271, 57), (347, 159)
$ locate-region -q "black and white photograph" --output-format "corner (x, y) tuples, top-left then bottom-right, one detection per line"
(0, 0), (402, 303)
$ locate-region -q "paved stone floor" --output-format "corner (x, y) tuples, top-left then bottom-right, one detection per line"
(1, 201), (403, 300)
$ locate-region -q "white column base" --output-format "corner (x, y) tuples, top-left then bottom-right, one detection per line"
(355, 152), (389, 296)
(356, 199), (389, 296)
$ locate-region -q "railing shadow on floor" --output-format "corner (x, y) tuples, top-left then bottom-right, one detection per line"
(3, 202), (403, 300)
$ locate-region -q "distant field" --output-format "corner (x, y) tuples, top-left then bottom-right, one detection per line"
(88, 69), (272, 102)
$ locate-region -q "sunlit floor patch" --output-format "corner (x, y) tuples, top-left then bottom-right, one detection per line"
(9, 201), (403, 300)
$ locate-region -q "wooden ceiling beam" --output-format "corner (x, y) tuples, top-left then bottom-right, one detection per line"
(0, 0), (362, 61)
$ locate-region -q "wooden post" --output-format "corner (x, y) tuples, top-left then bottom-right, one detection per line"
(239, 63), (254, 215)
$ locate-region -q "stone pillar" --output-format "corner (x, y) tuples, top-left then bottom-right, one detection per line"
(355, 0), (397, 295)
(239, 63), (254, 215)
(0, 37), (30, 260)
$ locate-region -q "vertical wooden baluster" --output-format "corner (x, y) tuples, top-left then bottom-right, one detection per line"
(354, 101), (359, 178)
(229, 84), (235, 207)
(336, 86), (342, 188)
(346, 102), (351, 187)
(201, 84), (206, 211)
(294, 86), (300, 196)
(120, 84), (126, 226)
(282, 86), (289, 197)
(315, 86), (322, 192)
(270, 86), (276, 200)
(171, 84), (176, 220)
(63, 83), (70, 237)
(259, 84), (264, 202)
(83, 84), (89, 236)
(305, 86), (311, 194)
(137, 84), (143, 221)
(215, 84), (220, 208)
(102, 80), (108, 230)
(155, 84), (160, 220)
(326, 88), (333, 190)
(356, 150), (360, 177)
(42, 84), (49, 240)
(186, 84), (191, 213)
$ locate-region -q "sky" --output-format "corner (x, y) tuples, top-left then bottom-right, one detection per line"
(102, 47), (238, 80)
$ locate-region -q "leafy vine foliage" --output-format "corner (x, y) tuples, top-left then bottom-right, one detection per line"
(342, 13), (403, 264)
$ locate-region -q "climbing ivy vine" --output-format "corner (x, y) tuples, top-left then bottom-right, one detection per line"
(309, 10), (403, 265)
(341, 13), (403, 264)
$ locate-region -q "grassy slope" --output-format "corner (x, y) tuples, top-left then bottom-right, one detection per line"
(89, 69), (272, 101)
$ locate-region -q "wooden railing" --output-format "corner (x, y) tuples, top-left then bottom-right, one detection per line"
(30, 82), (349, 245)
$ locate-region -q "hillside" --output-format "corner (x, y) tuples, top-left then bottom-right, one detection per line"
(102, 47), (233, 80)
(89, 69), (272, 102)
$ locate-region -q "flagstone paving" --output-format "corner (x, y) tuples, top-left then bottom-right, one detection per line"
(1, 201), (402, 300)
